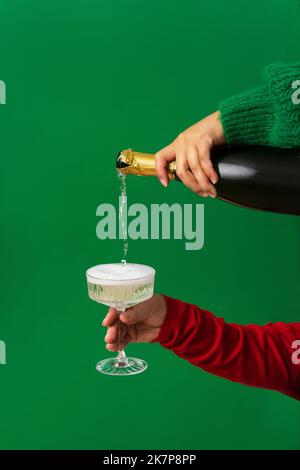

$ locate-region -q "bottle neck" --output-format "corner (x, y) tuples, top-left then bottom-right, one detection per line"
(116, 149), (176, 179)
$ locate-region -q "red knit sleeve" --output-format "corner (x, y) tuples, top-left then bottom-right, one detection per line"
(155, 295), (300, 401)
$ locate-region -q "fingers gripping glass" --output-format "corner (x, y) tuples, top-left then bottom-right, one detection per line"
(86, 263), (155, 376)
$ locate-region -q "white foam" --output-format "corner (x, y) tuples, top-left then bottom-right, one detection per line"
(86, 263), (155, 285)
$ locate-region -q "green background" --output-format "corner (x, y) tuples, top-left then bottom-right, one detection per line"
(0, 0), (299, 450)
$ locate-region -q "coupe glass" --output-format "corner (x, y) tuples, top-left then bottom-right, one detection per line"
(86, 263), (155, 376)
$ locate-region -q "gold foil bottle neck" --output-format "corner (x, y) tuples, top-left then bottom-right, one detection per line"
(116, 149), (176, 179)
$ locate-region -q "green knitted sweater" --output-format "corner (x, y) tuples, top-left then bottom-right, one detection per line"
(219, 63), (300, 148)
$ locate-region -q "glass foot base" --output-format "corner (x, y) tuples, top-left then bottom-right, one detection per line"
(96, 357), (148, 376)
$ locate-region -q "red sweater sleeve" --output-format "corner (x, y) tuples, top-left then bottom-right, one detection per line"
(155, 296), (300, 401)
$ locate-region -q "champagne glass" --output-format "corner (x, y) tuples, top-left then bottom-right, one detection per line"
(86, 263), (155, 376)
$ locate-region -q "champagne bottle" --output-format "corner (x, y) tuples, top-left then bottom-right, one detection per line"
(116, 147), (300, 216)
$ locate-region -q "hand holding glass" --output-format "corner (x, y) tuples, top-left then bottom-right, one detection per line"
(86, 263), (155, 376)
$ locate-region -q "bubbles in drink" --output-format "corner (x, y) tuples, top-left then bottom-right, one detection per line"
(86, 263), (155, 309)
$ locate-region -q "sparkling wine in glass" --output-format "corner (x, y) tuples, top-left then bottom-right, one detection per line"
(86, 263), (155, 376)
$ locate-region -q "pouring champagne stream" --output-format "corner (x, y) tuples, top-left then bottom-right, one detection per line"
(86, 172), (155, 376)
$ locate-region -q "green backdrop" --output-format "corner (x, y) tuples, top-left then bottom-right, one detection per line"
(0, 0), (299, 450)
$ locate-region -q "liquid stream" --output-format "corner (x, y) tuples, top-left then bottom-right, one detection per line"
(119, 173), (128, 264)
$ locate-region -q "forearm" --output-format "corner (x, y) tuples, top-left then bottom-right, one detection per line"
(155, 296), (300, 401)
(219, 63), (300, 148)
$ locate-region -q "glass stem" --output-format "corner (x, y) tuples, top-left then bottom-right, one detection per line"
(117, 309), (128, 366)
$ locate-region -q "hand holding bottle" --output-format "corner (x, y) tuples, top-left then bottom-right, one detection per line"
(102, 294), (166, 351)
(155, 111), (225, 197)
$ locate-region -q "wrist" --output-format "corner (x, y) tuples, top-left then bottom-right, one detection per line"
(212, 111), (226, 145)
(152, 295), (192, 345)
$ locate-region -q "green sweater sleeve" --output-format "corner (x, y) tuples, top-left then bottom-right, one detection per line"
(219, 63), (300, 148)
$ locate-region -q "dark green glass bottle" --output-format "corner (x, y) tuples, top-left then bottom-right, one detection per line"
(116, 146), (300, 216)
